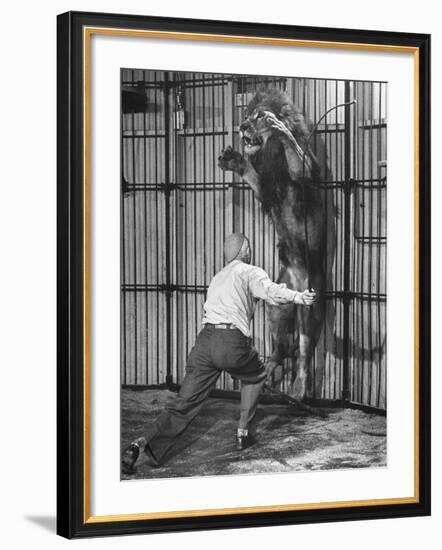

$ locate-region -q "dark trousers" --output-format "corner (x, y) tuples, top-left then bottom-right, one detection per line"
(145, 325), (267, 465)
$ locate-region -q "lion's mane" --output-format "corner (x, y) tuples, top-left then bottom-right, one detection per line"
(245, 87), (311, 147)
(246, 87), (318, 216)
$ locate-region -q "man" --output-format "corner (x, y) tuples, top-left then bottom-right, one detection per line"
(122, 233), (317, 474)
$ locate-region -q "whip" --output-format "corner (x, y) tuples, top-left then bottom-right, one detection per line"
(265, 385), (328, 418)
(300, 100), (356, 293)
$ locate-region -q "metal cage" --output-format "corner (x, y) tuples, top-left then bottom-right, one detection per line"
(121, 70), (387, 411)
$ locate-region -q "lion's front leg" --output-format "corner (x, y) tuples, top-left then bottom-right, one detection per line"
(218, 146), (262, 200)
(263, 111), (314, 180)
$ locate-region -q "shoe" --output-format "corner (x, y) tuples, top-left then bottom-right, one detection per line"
(121, 442), (141, 475)
(236, 433), (256, 451)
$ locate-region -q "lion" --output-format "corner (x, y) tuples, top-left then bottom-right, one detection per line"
(218, 86), (333, 400)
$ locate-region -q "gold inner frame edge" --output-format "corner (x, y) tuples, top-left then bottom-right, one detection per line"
(82, 26), (421, 524)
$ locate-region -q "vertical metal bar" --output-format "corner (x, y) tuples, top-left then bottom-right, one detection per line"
(351, 81), (359, 402)
(164, 72), (173, 387)
(331, 80), (337, 401)
(342, 80), (352, 403)
(154, 72), (160, 384)
(360, 82), (367, 403)
(183, 74), (189, 376)
(192, 74), (198, 342)
(323, 79), (328, 400)
(173, 75), (179, 383)
(219, 74), (228, 393)
(131, 69), (138, 384)
(212, 74), (217, 276)
(220, 74), (227, 383)
(142, 70), (149, 384)
(170, 74), (175, 382)
(169, 73), (175, 383)
(312, 78), (317, 397)
(221, 75), (226, 242)
(231, 77), (236, 233)
(376, 82), (383, 407)
(382, 81), (387, 407)
(121, 71), (127, 385)
(260, 191), (265, 361)
(202, 75), (207, 289)
(367, 82), (375, 405)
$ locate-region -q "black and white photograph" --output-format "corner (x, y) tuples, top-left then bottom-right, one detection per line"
(120, 70), (387, 480)
(0, 0), (436, 545)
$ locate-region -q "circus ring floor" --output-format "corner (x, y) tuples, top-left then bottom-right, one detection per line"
(121, 388), (386, 480)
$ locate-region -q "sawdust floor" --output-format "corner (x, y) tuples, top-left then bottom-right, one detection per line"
(121, 388), (386, 480)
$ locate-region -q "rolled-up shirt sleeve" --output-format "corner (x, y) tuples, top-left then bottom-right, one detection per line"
(247, 266), (300, 305)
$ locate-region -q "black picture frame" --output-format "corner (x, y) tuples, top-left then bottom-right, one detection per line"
(57, 10), (431, 539)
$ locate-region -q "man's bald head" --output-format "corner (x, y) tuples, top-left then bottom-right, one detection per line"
(224, 233), (251, 264)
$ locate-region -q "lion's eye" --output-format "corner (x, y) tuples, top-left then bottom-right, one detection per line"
(256, 112), (264, 119)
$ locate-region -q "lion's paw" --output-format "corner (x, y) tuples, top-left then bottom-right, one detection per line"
(289, 371), (312, 401)
(218, 146), (245, 173)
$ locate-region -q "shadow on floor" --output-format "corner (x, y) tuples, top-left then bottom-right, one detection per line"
(121, 388), (386, 480)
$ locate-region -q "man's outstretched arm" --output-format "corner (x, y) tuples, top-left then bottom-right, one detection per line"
(247, 266), (317, 306)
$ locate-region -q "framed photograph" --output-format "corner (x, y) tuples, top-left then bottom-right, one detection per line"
(57, 11), (431, 538)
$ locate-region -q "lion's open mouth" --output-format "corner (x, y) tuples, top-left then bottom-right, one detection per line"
(242, 135), (263, 147)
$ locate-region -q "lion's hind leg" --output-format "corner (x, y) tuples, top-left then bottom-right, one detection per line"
(290, 298), (324, 400)
(265, 302), (297, 388)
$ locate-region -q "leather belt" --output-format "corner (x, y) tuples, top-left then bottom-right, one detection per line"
(205, 323), (237, 330)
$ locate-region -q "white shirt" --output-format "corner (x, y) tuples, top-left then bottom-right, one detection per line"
(202, 260), (300, 337)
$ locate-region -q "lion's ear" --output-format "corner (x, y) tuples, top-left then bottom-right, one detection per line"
(279, 104), (293, 117)
(279, 104), (296, 129)
(279, 105), (295, 132)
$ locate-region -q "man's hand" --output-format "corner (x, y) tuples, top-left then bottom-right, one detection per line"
(263, 111), (293, 139)
(295, 289), (317, 306)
